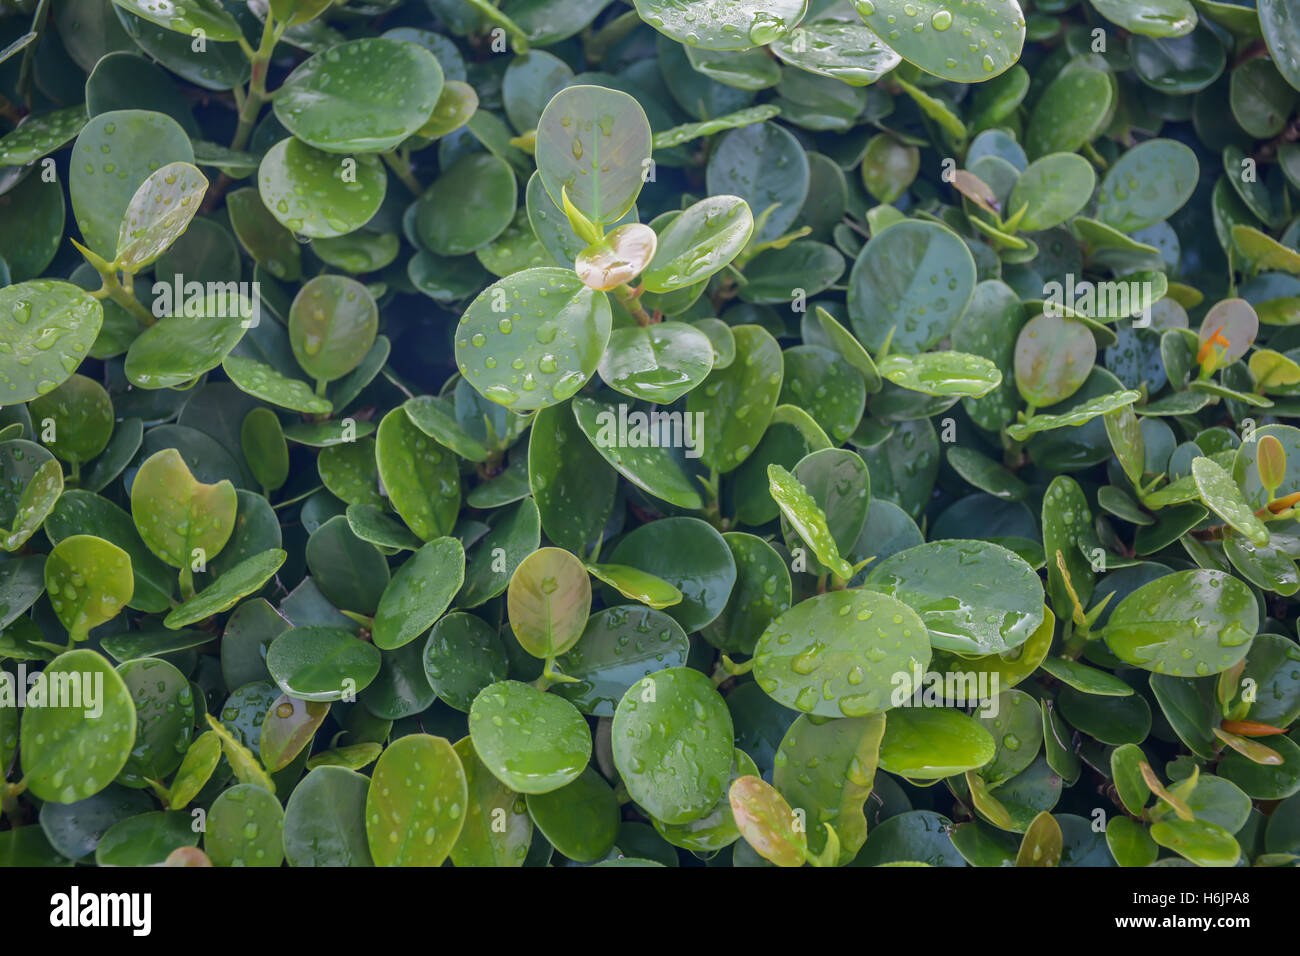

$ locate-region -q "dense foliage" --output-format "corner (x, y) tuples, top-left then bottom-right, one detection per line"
(1, 0), (1300, 869)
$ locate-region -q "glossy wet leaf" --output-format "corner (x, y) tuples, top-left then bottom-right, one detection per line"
(375, 407), (461, 542)
(1104, 570), (1256, 677)
(641, 196), (753, 293)
(20, 649), (136, 803)
(45, 535), (133, 644)
(455, 268), (612, 411)
(372, 536), (464, 651)
(536, 85), (651, 226)
(866, 539), (1045, 655)
(729, 775), (806, 867)
(366, 734), (466, 866)
(606, 517), (736, 633)
(597, 322), (714, 403)
(613, 667), (734, 824)
(469, 680), (591, 794)
(289, 275), (379, 385)
(879, 708), (997, 780)
(857, 0), (1026, 83)
(450, 737), (531, 867)
(275, 38), (443, 153)
(267, 626), (382, 702)
(508, 547), (591, 658)
(687, 324), (783, 473)
(258, 137), (387, 239)
(0, 281), (103, 405)
(848, 220), (978, 354)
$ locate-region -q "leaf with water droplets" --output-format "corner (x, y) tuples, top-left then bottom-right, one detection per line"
(0, 281), (104, 406)
(754, 588), (929, 717)
(1090, 0), (1197, 38)
(274, 37), (443, 153)
(866, 539), (1045, 655)
(880, 708), (997, 779)
(535, 85), (651, 225)
(597, 322), (715, 404)
(641, 196), (754, 293)
(70, 109), (195, 260)
(1104, 569), (1256, 677)
(856, 0), (1026, 83)
(848, 220), (977, 355)
(728, 775), (807, 866)
(469, 680), (591, 794)
(283, 765), (373, 865)
(288, 274), (378, 386)
(1193, 456), (1270, 547)
(266, 626), (382, 702)
(507, 546), (591, 658)
(364, 733), (466, 867)
(45, 535), (133, 644)
(20, 649), (136, 804)
(165, 548), (286, 628)
(449, 736), (532, 867)
(114, 162), (207, 272)
(529, 401), (618, 553)
(110, 0), (243, 41)
(372, 536), (464, 651)
(613, 666), (734, 824)
(205, 783), (285, 867)
(455, 267), (612, 411)
(257, 137), (387, 239)
(375, 407), (461, 542)
(130, 448), (237, 570)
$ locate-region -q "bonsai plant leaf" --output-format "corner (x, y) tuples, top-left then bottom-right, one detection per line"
(612, 667), (734, 825)
(44, 535), (133, 643)
(847, 220), (978, 355)
(536, 85), (652, 225)
(70, 109), (195, 260)
(27, 374), (113, 465)
(109, 0), (243, 41)
(455, 267), (613, 411)
(529, 401), (619, 552)
(283, 766), (373, 866)
(365, 733), (467, 866)
(375, 407), (461, 542)
(551, 605), (691, 715)
(879, 708), (997, 779)
(507, 546), (592, 658)
(856, 0), (1027, 83)
(878, 351), (1002, 398)
(423, 612), (510, 712)
(583, 563), (683, 610)
(729, 775), (807, 867)
(130, 448), (238, 569)
(0, 281), (104, 406)
(525, 766), (621, 863)
(687, 324), (783, 473)
(19, 649), (136, 803)
(469, 680), (591, 794)
(266, 626), (383, 702)
(767, 463), (854, 581)
(2, 451), (63, 553)
(288, 275), (379, 385)
(257, 137), (387, 239)
(596, 322), (715, 403)
(223, 356), (333, 415)
(575, 223), (658, 291)
(865, 539), (1045, 655)
(640, 195), (754, 293)
(1104, 570), (1256, 677)
(571, 396), (704, 510)
(274, 37), (443, 153)
(114, 162), (208, 273)
(372, 536), (465, 651)
(450, 737), (532, 867)
(167, 731), (222, 810)
(259, 694), (329, 773)
(205, 783), (284, 867)
(123, 296), (250, 389)
(163, 548), (287, 629)
(753, 588), (930, 717)
(1192, 456), (1270, 546)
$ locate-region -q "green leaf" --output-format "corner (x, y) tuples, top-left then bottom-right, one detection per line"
(164, 549), (286, 628)
(612, 667), (734, 824)
(857, 0), (1026, 82)
(131, 448), (237, 569)
(20, 649), (136, 803)
(274, 38), (443, 153)
(114, 162), (207, 272)
(373, 536), (464, 650)
(365, 734), (466, 866)
(257, 137), (387, 239)
(455, 267), (612, 410)
(0, 281), (104, 405)
(753, 588), (930, 717)
(468, 680), (591, 794)
(45, 535), (133, 643)
(507, 546), (591, 658)
(535, 85), (651, 225)
(1192, 456), (1270, 546)
(266, 626), (382, 702)
(878, 708), (997, 780)
(1104, 570), (1256, 676)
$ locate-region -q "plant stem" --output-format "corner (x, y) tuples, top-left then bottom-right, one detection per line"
(91, 268), (156, 327)
(613, 283), (654, 326)
(381, 149), (424, 197)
